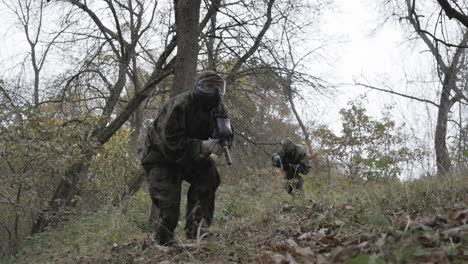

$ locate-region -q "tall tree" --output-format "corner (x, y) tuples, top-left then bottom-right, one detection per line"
(2, 0), (68, 106)
(31, 0), (280, 233)
(171, 0), (202, 96)
(404, 0), (468, 175)
(371, 0), (468, 176)
(31, 0), (174, 233)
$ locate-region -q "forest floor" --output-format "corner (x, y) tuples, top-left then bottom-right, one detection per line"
(5, 169), (468, 264)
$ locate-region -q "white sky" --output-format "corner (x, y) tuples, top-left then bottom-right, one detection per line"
(311, 0), (436, 127)
(296, 0), (442, 176)
(307, 2), (434, 122)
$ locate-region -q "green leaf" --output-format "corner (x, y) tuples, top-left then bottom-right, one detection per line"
(345, 254), (385, 264)
(463, 150), (468, 158)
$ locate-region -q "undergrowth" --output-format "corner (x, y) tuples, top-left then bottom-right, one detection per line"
(4, 169), (467, 263)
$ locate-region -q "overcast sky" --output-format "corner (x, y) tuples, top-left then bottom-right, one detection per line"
(300, 0), (437, 134)
(296, 0), (442, 176)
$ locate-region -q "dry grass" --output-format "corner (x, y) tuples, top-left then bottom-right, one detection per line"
(5, 168), (468, 263)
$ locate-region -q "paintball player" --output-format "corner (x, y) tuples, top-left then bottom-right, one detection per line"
(271, 139), (310, 194)
(141, 70), (233, 245)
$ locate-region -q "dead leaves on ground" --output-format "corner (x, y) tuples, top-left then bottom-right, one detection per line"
(76, 204), (467, 263)
(260, 205), (468, 263)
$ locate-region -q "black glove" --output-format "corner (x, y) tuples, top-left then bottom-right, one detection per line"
(271, 154), (282, 168)
(200, 139), (223, 157)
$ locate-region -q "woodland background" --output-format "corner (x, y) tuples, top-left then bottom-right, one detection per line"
(0, 0), (467, 263)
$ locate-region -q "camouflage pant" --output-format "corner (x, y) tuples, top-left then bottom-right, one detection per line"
(145, 158), (220, 245)
(285, 168), (303, 194)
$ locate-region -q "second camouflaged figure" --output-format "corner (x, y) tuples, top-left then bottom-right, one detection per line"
(272, 139), (310, 194)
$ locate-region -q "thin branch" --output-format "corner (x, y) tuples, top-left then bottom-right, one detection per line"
(356, 82), (440, 108)
(226, 0), (275, 82)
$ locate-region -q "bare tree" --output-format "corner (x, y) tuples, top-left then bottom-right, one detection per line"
(31, 0), (172, 233)
(2, 0), (69, 106)
(171, 0), (202, 96)
(404, 0), (468, 175)
(31, 0), (283, 233)
(370, 0), (468, 175)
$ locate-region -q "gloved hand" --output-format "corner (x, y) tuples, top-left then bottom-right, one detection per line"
(200, 139), (223, 157)
(271, 154), (282, 168)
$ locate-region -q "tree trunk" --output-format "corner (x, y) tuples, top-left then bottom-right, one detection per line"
(287, 94), (312, 153)
(113, 170), (145, 207)
(31, 150), (94, 234)
(30, 0), (232, 234)
(285, 77), (313, 156)
(405, 0), (468, 176)
(149, 0), (202, 227)
(14, 184), (22, 242)
(171, 0), (202, 96)
(206, 0), (221, 70)
(33, 69), (40, 106)
(435, 85), (452, 176)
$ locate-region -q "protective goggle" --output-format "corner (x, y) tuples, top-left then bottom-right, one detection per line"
(195, 78), (226, 97)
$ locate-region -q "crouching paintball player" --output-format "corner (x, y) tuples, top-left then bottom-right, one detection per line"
(141, 70), (233, 245)
(271, 139), (310, 194)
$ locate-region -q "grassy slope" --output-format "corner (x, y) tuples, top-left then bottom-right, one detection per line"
(4, 169), (468, 264)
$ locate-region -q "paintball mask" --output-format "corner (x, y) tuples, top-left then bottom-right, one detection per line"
(193, 71), (226, 109)
(281, 138), (295, 153)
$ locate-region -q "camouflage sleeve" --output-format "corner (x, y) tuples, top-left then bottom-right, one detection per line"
(161, 103), (203, 165)
(276, 149), (288, 169)
(298, 155), (310, 175)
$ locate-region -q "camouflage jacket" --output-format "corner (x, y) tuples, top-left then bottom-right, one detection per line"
(273, 143), (310, 175)
(141, 91), (229, 168)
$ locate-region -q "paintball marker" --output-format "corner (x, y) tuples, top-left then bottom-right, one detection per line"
(214, 116), (233, 165)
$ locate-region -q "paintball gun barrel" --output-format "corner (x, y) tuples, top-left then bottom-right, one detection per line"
(215, 117), (233, 165)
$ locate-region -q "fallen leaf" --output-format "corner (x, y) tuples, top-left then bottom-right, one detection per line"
(334, 220), (345, 226)
(284, 253), (298, 264)
(154, 245), (171, 253)
(413, 249), (450, 264)
(375, 233), (386, 248)
(294, 246), (315, 258)
(261, 252), (292, 264)
(319, 235), (341, 246)
(356, 241), (368, 249)
(442, 225), (468, 238)
(316, 254), (328, 264)
(420, 215), (448, 228)
(450, 209), (468, 225)
(412, 223), (433, 232)
(417, 232), (439, 247)
(331, 246), (359, 262)
(298, 232), (313, 240)
(317, 228), (328, 236)
(281, 204), (293, 212)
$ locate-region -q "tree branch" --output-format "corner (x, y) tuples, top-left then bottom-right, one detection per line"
(226, 0), (275, 82)
(437, 0), (468, 28)
(355, 82), (440, 108)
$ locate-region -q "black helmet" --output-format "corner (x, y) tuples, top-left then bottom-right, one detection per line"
(193, 70), (226, 98)
(281, 138), (294, 148)
(193, 70), (226, 109)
